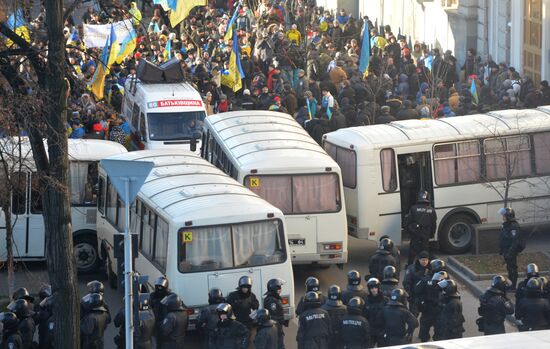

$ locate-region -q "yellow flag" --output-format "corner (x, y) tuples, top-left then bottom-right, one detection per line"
(169, 0), (206, 27)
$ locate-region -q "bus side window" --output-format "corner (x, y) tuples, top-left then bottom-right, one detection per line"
(11, 172), (27, 215)
(380, 149), (397, 192)
(30, 173), (42, 214)
(98, 176), (105, 214)
(139, 112), (147, 142)
(533, 132), (550, 174)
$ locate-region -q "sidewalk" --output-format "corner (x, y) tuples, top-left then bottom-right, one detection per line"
(0, 261), (49, 306)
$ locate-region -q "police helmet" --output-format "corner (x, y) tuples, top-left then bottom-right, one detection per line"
(305, 276), (320, 292)
(430, 259), (447, 273)
(491, 275), (509, 292)
(39, 295), (54, 311)
(382, 265), (398, 282)
(88, 293), (106, 312)
(539, 276), (550, 290)
(417, 190), (430, 203)
(255, 308), (270, 324)
(526, 278), (543, 296)
(139, 294), (150, 310)
(347, 297), (365, 314)
(7, 299), (33, 318)
(379, 238), (394, 252)
(0, 312), (19, 330)
(160, 293), (184, 312)
(437, 279), (458, 296)
(267, 278), (284, 293)
(431, 271), (449, 283)
(208, 288), (224, 305)
(526, 263), (540, 278)
(389, 288), (407, 305)
(347, 270), (361, 287)
(216, 303), (233, 318)
(304, 291), (321, 306)
(238, 276), (253, 289)
(366, 277), (381, 289)
(86, 280), (105, 294)
(327, 285), (342, 301)
(154, 276), (169, 291)
(38, 284), (52, 301)
(498, 207), (515, 220)
(12, 287), (34, 303)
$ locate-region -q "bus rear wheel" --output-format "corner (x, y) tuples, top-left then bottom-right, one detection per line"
(439, 214), (475, 254)
(74, 235), (99, 273)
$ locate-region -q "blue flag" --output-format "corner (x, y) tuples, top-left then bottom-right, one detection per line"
(7, 9), (26, 30)
(327, 106), (332, 121)
(359, 24), (370, 75)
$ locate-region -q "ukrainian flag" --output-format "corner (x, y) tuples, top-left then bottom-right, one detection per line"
(168, 0), (206, 27)
(221, 29), (245, 92)
(359, 23), (370, 77)
(163, 38), (172, 60)
(470, 78), (479, 106)
(224, 3), (241, 42)
(90, 25), (118, 100)
(116, 28), (137, 64)
(5, 9), (30, 47)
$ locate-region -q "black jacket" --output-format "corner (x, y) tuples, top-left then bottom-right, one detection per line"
(342, 287), (369, 305)
(364, 294), (386, 337)
(414, 277), (441, 314)
(435, 295), (465, 340)
(406, 203), (437, 239)
(321, 302), (347, 339)
(296, 293), (327, 316)
(226, 290), (260, 328)
(263, 293), (285, 324)
(254, 320), (279, 349)
(1, 331), (23, 349)
(17, 316), (35, 349)
(478, 288), (514, 335)
(378, 302), (418, 339)
(500, 220), (521, 257)
(339, 313), (370, 349)
(515, 295), (550, 331)
(158, 309), (188, 349)
(369, 250), (397, 281)
(213, 319), (249, 349)
(297, 306), (332, 349)
(81, 309), (110, 349)
(403, 260), (428, 298)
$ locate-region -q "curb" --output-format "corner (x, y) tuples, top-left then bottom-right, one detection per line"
(447, 255), (550, 281)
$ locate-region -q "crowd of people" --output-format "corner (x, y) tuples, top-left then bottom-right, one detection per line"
(8, 0), (550, 146)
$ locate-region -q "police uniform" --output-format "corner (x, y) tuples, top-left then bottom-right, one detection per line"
(157, 296), (188, 349)
(213, 318), (249, 349)
(197, 304), (222, 349)
(378, 289), (418, 346)
(515, 279), (550, 331)
(414, 274), (442, 342)
(402, 253), (429, 316)
(368, 248), (398, 281)
(254, 319), (279, 349)
(478, 278), (514, 335)
(80, 303), (110, 349)
(340, 298), (370, 349)
(226, 289), (260, 329)
(297, 306), (331, 349)
(321, 286), (347, 348)
(500, 217), (521, 290)
(405, 193), (437, 265)
(434, 280), (465, 340)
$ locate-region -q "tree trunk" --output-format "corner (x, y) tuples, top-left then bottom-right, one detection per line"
(30, 0), (80, 347)
(1, 205), (14, 297)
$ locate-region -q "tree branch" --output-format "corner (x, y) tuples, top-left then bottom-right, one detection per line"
(63, 0), (84, 22)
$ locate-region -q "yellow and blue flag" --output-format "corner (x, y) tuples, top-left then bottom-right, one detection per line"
(163, 39), (172, 60)
(168, 0), (207, 27)
(221, 30), (245, 92)
(224, 3), (241, 42)
(90, 24), (118, 100)
(5, 9), (30, 46)
(470, 78), (479, 106)
(359, 23), (370, 76)
(116, 28), (137, 64)
(66, 28), (79, 46)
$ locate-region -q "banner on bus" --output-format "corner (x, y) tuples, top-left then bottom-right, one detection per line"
(147, 100), (203, 108)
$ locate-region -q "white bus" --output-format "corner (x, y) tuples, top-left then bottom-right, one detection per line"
(324, 106), (550, 253)
(96, 150), (295, 324)
(201, 111), (348, 265)
(122, 80), (206, 153)
(0, 138), (127, 272)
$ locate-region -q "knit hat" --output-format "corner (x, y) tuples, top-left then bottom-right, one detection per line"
(418, 251), (429, 260)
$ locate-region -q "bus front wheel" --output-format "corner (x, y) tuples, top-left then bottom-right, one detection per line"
(74, 235), (100, 273)
(439, 214), (475, 254)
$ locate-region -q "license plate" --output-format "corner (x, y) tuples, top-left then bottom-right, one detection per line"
(289, 238), (305, 246)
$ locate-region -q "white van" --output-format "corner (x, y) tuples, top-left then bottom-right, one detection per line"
(122, 80), (206, 153)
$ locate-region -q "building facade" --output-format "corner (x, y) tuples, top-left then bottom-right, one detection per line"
(319, 0), (549, 84)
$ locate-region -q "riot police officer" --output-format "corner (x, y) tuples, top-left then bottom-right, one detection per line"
(150, 276), (173, 321)
(368, 238), (398, 281)
(296, 292), (331, 349)
(81, 281), (110, 319)
(516, 263), (539, 302)
(212, 303), (249, 349)
(35, 285), (51, 313)
(403, 250), (430, 316)
(434, 279), (465, 340)
(157, 293), (188, 348)
(253, 309), (279, 349)
(363, 278), (386, 347)
(405, 191), (437, 265)
(380, 265), (400, 298)
(477, 275), (514, 335)
(339, 297), (370, 349)
(515, 278), (550, 331)
(296, 277), (327, 315)
(414, 268), (447, 342)
(7, 299), (35, 349)
(80, 293), (110, 349)
(11, 288), (34, 303)
(226, 276), (260, 329)
(321, 285), (347, 347)
(499, 207), (522, 290)
(263, 279), (287, 349)
(113, 295), (156, 349)
(37, 295), (54, 349)
(342, 270), (368, 305)
(378, 288), (418, 346)
(197, 288), (225, 349)
(0, 312), (23, 349)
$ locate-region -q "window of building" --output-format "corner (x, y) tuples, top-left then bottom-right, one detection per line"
(380, 149), (397, 192)
(441, 0), (459, 8)
(523, 0), (542, 85)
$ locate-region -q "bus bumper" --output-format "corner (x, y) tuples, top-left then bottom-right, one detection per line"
(290, 251), (348, 265)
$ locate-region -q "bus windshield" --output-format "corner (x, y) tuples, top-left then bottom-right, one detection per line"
(245, 173), (341, 214)
(178, 219), (286, 273)
(147, 111), (205, 141)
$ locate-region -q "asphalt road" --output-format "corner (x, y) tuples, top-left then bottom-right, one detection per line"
(77, 236), (514, 348)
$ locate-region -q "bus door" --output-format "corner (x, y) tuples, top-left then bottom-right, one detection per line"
(397, 152), (434, 230)
(207, 268), (263, 302)
(10, 172), (45, 258)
